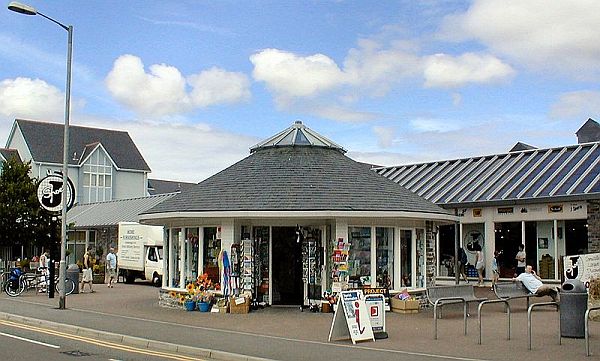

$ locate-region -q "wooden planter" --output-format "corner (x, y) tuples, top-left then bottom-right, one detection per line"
(93, 273), (105, 284)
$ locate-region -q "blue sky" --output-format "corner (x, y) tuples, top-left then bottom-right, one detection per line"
(1, 1), (599, 182)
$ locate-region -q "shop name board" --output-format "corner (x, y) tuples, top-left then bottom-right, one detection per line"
(548, 204), (563, 213)
(497, 207), (513, 215)
(351, 287), (390, 297)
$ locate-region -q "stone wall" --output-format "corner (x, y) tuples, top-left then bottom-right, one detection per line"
(589, 200), (600, 253)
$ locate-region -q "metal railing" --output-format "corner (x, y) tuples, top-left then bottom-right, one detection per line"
(585, 305), (600, 356)
(433, 297), (467, 340)
(478, 299), (511, 345)
(527, 301), (560, 350)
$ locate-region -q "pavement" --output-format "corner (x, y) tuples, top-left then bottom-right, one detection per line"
(0, 281), (598, 361)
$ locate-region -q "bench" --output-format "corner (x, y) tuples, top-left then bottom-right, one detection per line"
(494, 281), (538, 309)
(427, 284), (487, 316)
(427, 284), (487, 339)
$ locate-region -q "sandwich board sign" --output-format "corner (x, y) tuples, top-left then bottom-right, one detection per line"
(328, 290), (375, 344)
(365, 293), (386, 335)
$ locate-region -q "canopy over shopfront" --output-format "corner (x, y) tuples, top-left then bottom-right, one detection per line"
(141, 121), (456, 306)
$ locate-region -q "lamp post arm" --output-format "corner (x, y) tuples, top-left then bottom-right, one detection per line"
(36, 11), (69, 31)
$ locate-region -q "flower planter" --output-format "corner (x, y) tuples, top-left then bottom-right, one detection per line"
(184, 300), (196, 311)
(197, 302), (211, 312)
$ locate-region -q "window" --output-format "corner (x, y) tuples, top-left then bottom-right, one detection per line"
(148, 248), (157, 262)
(348, 227), (371, 286)
(400, 230), (412, 287)
(186, 228), (199, 281)
(67, 230), (95, 265)
(376, 227), (394, 288)
(203, 227), (221, 284)
(82, 149), (113, 203)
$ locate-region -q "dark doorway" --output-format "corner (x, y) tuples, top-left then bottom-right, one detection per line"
(272, 227), (303, 305)
(566, 220), (588, 255)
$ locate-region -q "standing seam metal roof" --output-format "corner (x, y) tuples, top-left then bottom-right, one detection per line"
(374, 142), (600, 206)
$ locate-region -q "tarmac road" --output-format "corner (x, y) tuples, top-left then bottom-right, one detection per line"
(0, 318), (206, 361)
(0, 282), (598, 361)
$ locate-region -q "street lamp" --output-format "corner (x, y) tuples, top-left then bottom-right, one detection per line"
(8, 1), (73, 310)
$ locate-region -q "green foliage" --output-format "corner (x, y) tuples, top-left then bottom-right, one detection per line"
(0, 158), (58, 250)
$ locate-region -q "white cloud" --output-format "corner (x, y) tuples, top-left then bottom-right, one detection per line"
(410, 118), (460, 132)
(440, 0), (600, 78)
(250, 49), (345, 100)
(105, 54), (250, 117)
(423, 53), (514, 88)
(550, 90), (600, 119)
(0, 77), (64, 120)
(84, 117), (257, 182)
(372, 126), (396, 148)
(188, 67), (251, 107)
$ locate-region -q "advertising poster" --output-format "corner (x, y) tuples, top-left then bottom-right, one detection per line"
(564, 253), (600, 287)
(328, 290), (375, 344)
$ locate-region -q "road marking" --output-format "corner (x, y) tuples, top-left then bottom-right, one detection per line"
(0, 320), (205, 361)
(0, 331), (60, 349)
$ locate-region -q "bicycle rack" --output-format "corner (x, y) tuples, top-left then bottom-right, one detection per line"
(585, 305), (600, 356)
(433, 297), (467, 340)
(478, 299), (511, 345)
(527, 301), (560, 350)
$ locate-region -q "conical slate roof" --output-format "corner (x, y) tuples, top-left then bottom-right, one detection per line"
(143, 123), (449, 216)
(250, 120), (346, 153)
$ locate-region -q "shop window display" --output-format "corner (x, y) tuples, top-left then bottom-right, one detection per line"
(416, 228), (425, 288)
(348, 227), (371, 287)
(203, 227), (221, 284)
(171, 228), (181, 288)
(400, 230), (412, 287)
(376, 227), (393, 288)
(186, 228), (199, 282)
(253, 226), (270, 304)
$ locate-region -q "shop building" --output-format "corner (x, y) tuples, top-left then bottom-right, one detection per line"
(375, 119), (600, 283)
(140, 121), (456, 306)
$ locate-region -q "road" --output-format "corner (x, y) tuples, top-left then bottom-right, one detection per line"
(0, 319), (206, 361)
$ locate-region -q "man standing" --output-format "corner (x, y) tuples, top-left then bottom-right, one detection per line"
(513, 265), (558, 302)
(515, 244), (526, 275)
(106, 248), (117, 288)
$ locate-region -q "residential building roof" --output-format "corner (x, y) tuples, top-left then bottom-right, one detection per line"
(576, 118), (600, 144)
(374, 142), (600, 207)
(12, 119), (151, 172)
(143, 122), (449, 216)
(148, 179), (196, 195)
(0, 148), (21, 163)
(67, 193), (177, 228)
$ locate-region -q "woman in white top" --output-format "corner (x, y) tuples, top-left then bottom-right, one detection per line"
(475, 244), (485, 287)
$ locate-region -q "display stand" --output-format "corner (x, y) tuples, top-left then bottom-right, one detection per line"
(240, 239), (254, 295)
(331, 237), (349, 294)
(301, 229), (322, 312)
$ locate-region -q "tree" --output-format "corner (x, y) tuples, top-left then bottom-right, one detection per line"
(0, 158), (58, 252)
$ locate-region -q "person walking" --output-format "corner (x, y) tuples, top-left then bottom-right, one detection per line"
(491, 250), (501, 290)
(106, 248), (117, 288)
(458, 247), (469, 283)
(515, 244), (526, 276)
(475, 243), (485, 287)
(81, 249), (94, 293)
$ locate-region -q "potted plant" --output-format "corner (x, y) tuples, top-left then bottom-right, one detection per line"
(198, 291), (215, 312)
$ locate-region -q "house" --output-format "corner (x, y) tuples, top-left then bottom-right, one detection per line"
(4, 119), (151, 204)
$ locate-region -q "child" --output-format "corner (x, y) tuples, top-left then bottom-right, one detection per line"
(491, 250), (501, 290)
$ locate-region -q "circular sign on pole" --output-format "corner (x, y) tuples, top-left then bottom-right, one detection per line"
(37, 173), (75, 212)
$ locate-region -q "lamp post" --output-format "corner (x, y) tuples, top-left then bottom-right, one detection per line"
(8, 1), (73, 310)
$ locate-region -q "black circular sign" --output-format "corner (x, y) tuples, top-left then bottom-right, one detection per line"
(37, 174), (75, 212)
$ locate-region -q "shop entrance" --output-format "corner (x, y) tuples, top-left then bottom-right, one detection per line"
(271, 226), (303, 305)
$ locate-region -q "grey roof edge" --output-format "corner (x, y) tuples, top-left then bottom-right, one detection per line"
(73, 192), (178, 207)
(441, 192), (600, 209)
(372, 141), (600, 171)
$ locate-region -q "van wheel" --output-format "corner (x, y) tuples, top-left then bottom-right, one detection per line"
(152, 273), (161, 287)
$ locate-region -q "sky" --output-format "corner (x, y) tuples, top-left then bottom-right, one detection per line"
(1, 0), (600, 183)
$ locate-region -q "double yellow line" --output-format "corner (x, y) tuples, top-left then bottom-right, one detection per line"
(0, 319), (204, 360)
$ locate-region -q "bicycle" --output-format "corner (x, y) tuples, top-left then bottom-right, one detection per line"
(4, 270), (76, 297)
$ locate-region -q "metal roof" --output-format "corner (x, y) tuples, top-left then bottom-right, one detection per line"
(374, 142), (600, 207)
(67, 193), (176, 228)
(249, 120), (346, 153)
